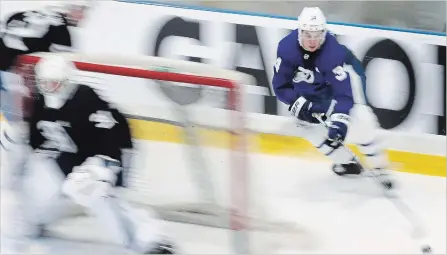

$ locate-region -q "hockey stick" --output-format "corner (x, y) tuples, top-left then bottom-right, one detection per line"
(314, 114), (432, 253)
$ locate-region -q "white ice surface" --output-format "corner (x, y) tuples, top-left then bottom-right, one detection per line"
(1, 141), (445, 254)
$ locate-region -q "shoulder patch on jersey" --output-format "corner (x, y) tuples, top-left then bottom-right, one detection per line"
(89, 110), (117, 129)
(293, 67), (315, 83)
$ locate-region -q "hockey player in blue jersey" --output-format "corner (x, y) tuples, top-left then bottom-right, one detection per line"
(273, 7), (393, 185)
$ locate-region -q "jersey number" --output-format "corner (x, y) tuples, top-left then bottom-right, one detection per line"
(332, 66), (348, 81)
(37, 121), (77, 153)
(3, 11), (63, 51)
(274, 57), (282, 73)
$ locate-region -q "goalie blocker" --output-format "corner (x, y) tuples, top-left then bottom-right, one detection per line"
(1, 55), (176, 254)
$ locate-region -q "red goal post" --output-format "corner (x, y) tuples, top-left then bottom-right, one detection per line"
(14, 52), (256, 252)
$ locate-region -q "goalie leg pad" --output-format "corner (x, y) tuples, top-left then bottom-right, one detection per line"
(0, 121), (30, 190)
(61, 156), (118, 208)
(86, 194), (168, 252)
(116, 199), (168, 253)
(2, 153), (69, 253)
(62, 175), (166, 249)
(16, 153), (68, 225)
(61, 171), (115, 208)
(61, 157), (132, 245)
(61, 156), (169, 252)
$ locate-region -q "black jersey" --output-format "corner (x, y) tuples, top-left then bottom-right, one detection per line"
(0, 9), (72, 71)
(29, 85), (132, 177)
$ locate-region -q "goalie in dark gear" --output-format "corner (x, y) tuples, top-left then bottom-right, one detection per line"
(1, 55), (176, 254)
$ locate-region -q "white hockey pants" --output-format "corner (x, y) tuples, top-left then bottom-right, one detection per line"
(301, 104), (390, 170)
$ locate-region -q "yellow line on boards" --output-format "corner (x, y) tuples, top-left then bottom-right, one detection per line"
(1, 114), (445, 177)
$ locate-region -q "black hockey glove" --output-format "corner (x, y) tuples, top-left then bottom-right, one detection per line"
(289, 97), (335, 124)
(325, 113), (350, 149)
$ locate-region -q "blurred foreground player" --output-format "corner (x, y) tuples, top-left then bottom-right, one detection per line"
(272, 7), (394, 186)
(0, 1), (90, 163)
(1, 55), (176, 254)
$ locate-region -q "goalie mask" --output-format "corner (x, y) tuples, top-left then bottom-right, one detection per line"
(297, 7), (327, 52)
(35, 55), (78, 108)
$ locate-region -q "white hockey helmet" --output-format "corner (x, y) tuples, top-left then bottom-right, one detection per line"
(297, 7), (328, 51)
(35, 54), (76, 95)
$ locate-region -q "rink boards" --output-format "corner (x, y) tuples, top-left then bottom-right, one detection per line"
(126, 117), (446, 177)
(0, 1), (445, 177)
(1, 114), (445, 177)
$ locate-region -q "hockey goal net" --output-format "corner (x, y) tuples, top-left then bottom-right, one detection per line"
(11, 52), (304, 254)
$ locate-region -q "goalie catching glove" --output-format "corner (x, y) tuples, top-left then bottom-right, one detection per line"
(62, 155), (121, 208)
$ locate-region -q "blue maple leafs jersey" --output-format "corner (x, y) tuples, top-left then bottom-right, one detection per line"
(272, 29), (357, 115)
